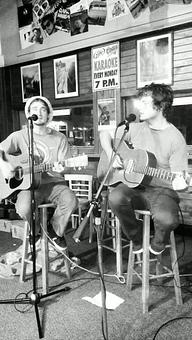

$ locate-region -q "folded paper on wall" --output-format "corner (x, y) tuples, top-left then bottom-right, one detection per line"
(125, 0), (147, 18)
(107, 0), (129, 20)
(148, 0), (166, 12)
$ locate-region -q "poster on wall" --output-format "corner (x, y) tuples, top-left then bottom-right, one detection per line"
(20, 63), (42, 102)
(137, 33), (172, 88)
(92, 41), (120, 92)
(97, 98), (116, 131)
(70, 9), (88, 36)
(53, 55), (78, 98)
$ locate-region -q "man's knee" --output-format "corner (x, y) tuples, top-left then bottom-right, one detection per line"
(15, 206), (30, 221)
(60, 189), (78, 211)
(109, 188), (131, 209)
(153, 211), (179, 229)
(71, 193), (78, 211)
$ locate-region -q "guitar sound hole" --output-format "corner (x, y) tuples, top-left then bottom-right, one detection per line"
(9, 177), (23, 189)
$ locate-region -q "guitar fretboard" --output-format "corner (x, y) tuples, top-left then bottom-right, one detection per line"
(18, 161), (62, 177)
(13, 155), (88, 180)
(133, 163), (176, 182)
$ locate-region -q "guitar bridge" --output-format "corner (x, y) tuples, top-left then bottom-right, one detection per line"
(14, 166), (23, 181)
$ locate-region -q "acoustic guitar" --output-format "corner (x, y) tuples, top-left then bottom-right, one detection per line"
(97, 141), (179, 189)
(0, 154), (88, 200)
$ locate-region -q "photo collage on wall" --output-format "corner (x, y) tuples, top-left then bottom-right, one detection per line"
(17, 0), (192, 49)
(17, 0), (108, 49)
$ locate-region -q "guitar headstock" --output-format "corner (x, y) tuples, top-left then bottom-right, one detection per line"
(65, 154), (88, 170)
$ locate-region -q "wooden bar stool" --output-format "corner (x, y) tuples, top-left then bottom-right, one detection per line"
(126, 209), (183, 313)
(101, 190), (129, 278)
(20, 203), (71, 294)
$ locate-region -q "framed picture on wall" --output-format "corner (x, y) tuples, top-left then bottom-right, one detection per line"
(20, 63), (42, 102)
(97, 98), (116, 131)
(137, 33), (172, 88)
(53, 55), (78, 99)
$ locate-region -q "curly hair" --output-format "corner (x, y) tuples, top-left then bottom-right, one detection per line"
(137, 83), (173, 117)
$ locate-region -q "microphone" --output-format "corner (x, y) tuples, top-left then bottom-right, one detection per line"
(117, 114), (136, 127)
(28, 114), (38, 121)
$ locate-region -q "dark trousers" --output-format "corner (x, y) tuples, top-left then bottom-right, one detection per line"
(108, 183), (180, 248)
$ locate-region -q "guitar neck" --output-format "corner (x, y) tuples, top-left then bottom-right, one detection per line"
(34, 161), (62, 174)
(135, 164), (176, 182)
(21, 161), (63, 176)
(18, 155), (88, 177)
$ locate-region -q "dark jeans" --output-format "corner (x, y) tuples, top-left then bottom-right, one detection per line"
(108, 183), (180, 248)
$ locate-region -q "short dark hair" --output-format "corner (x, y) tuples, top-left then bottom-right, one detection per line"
(137, 83), (173, 117)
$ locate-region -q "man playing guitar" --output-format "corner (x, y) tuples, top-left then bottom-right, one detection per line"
(0, 96), (78, 252)
(98, 83), (188, 255)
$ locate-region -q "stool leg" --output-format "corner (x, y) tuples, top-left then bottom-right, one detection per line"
(111, 213), (116, 250)
(20, 221), (30, 283)
(169, 231), (183, 305)
(142, 214), (150, 314)
(63, 248), (71, 280)
(126, 241), (135, 290)
(41, 207), (49, 294)
(88, 211), (94, 243)
(115, 218), (123, 277)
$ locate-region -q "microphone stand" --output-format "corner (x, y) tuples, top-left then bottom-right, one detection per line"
(72, 122), (131, 340)
(73, 122), (130, 243)
(27, 117), (43, 337)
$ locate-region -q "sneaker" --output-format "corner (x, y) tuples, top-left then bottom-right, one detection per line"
(51, 236), (67, 252)
(149, 244), (165, 255)
(48, 226), (67, 252)
(132, 243), (143, 254)
(70, 256), (81, 270)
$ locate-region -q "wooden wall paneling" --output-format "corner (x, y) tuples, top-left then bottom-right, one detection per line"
(0, 67), (14, 140)
(41, 59), (55, 102)
(173, 27), (192, 93)
(78, 50), (92, 96)
(174, 27), (192, 40)
(9, 66), (23, 108)
(120, 39), (137, 97)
